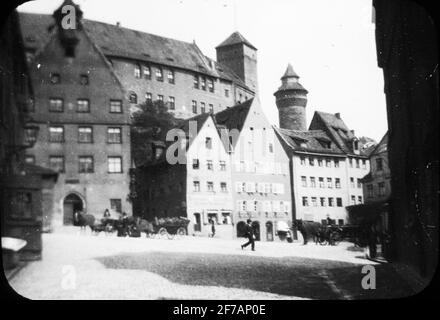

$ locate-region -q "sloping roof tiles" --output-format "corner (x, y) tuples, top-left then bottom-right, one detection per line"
(18, 12), (252, 91)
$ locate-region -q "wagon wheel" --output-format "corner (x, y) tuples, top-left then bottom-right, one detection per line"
(158, 227), (168, 239)
(175, 227), (186, 238)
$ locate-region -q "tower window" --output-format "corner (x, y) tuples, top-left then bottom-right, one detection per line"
(225, 89), (229, 97)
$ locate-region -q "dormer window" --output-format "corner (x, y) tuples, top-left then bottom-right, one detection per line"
(353, 139), (359, 151)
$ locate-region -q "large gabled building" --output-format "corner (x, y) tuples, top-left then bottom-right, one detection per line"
(21, 1), (132, 229)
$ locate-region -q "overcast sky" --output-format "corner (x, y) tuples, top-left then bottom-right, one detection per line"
(18, 0), (387, 141)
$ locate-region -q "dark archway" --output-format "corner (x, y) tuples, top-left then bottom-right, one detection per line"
(236, 221), (246, 237)
(266, 221), (274, 241)
(252, 221), (260, 241)
(63, 193), (83, 225)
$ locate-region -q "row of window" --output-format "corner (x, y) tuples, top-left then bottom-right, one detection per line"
(192, 159), (226, 171)
(351, 195), (363, 205)
(348, 157), (367, 169)
(25, 155), (123, 174)
(237, 200), (290, 213)
(192, 100), (215, 114)
(47, 126), (122, 144)
(44, 98), (123, 114)
(49, 73), (89, 85)
(192, 181), (228, 192)
(134, 64), (175, 84)
(300, 176), (363, 189)
(235, 182), (285, 195)
(301, 176), (342, 189)
(366, 182), (387, 197)
(302, 196), (344, 207)
(299, 156), (368, 169)
(234, 160), (289, 176)
(193, 74), (215, 92)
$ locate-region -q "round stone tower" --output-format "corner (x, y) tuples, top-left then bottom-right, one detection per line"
(274, 64), (308, 131)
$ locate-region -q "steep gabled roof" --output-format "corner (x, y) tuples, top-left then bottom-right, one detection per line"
(274, 127), (346, 156)
(213, 98), (253, 134)
(309, 111), (369, 156)
(216, 31), (257, 50)
(370, 131), (388, 157)
(18, 12), (253, 92)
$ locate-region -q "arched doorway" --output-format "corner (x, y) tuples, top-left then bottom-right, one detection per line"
(266, 221), (274, 241)
(236, 221), (246, 237)
(252, 221), (260, 241)
(63, 193), (84, 225)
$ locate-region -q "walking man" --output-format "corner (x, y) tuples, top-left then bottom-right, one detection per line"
(241, 219), (255, 251)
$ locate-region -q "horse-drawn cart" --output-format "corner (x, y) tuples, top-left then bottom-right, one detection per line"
(150, 217), (190, 239)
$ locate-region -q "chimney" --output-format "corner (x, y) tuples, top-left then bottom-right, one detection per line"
(116, 22), (121, 27)
(335, 113), (341, 119)
(350, 130), (355, 136)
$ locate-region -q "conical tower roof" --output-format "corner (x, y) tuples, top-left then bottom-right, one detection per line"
(216, 31), (257, 50)
(281, 63), (299, 79)
(274, 63), (308, 94)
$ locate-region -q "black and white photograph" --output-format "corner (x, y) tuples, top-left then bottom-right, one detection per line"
(0, 0), (438, 303)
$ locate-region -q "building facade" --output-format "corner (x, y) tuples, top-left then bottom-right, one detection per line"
(274, 65), (370, 225)
(215, 98), (292, 241)
(22, 2), (131, 229)
(140, 113), (234, 237)
(361, 132), (391, 203)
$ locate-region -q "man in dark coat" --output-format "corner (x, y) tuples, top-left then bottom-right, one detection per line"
(241, 219), (255, 251)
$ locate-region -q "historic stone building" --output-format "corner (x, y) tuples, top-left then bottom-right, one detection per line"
(19, 2), (131, 229)
(274, 65), (370, 225)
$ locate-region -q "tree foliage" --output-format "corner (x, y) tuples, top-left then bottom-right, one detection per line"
(130, 100), (182, 167)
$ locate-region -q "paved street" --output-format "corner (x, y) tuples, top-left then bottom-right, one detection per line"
(8, 229), (414, 300)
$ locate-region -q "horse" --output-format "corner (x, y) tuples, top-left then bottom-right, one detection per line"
(73, 211), (95, 233)
(292, 219), (322, 245)
(130, 217), (155, 237)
